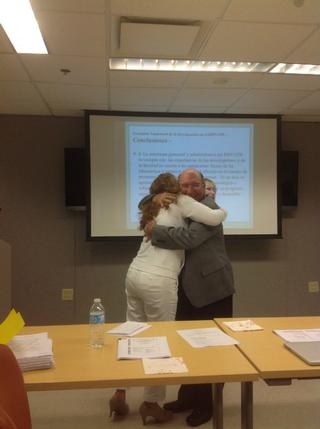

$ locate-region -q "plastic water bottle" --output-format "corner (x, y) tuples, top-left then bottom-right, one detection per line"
(89, 298), (105, 348)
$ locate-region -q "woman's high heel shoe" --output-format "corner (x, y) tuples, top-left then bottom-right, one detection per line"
(109, 390), (129, 418)
(139, 401), (173, 425)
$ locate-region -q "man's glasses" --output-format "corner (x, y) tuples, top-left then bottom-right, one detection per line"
(180, 183), (202, 190)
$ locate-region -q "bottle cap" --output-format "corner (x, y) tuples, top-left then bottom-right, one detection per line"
(94, 298), (101, 303)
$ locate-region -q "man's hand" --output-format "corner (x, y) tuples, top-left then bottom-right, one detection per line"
(144, 219), (156, 241)
(153, 192), (177, 208)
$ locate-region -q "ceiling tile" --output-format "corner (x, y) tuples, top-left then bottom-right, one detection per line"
(36, 83), (108, 108)
(0, 55), (30, 81)
(110, 0), (229, 20)
(31, 0), (106, 13)
(110, 70), (187, 87)
(170, 106), (226, 113)
(21, 55), (107, 85)
(231, 89), (311, 109)
(173, 88), (246, 107)
(286, 29), (320, 64)
(289, 91), (320, 110)
(184, 71), (264, 88)
(119, 22), (199, 57)
(0, 28), (14, 53)
(0, 82), (50, 115)
(227, 106), (282, 114)
(200, 21), (315, 62)
(110, 104), (168, 112)
(255, 74), (320, 91)
(37, 11), (106, 56)
(110, 87), (178, 106)
(224, 0), (320, 24)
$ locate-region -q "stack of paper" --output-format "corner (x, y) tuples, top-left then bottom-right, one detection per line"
(107, 321), (150, 336)
(8, 332), (54, 371)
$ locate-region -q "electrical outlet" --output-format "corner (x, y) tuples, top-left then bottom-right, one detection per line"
(61, 288), (74, 301)
(308, 281), (319, 293)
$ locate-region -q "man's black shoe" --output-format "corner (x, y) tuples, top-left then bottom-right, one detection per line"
(163, 400), (192, 413)
(186, 408), (212, 427)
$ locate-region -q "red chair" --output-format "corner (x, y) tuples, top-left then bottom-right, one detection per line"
(0, 344), (32, 429)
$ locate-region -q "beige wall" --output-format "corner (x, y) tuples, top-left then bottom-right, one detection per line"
(0, 115), (319, 325)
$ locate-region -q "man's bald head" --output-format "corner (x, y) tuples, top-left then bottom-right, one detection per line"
(178, 168), (205, 201)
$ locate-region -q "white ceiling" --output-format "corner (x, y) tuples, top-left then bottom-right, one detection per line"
(1, 0), (320, 120)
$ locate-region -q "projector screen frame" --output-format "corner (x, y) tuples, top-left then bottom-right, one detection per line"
(85, 110), (282, 241)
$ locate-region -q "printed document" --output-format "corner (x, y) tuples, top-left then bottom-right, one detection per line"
(177, 327), (238, 348)
(107, 321), (150, 336)
(142, 357), (188, 374)
(274, 329), (320, 342)
(117, 336), (171, 359)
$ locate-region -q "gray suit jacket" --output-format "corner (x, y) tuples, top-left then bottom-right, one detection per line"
(151, 197), (235, 308)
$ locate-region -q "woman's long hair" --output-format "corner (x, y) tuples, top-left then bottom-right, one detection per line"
(139, 173), (180, 230)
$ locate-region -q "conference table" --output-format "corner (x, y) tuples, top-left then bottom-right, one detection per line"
(215, 317), (320, 426)
(215, 316), (320, 382)
(22, 320), (258, 429)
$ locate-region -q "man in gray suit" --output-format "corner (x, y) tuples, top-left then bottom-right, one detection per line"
(144, 168), (235, 427)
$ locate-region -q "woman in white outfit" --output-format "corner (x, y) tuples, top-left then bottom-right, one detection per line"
(109, 173), (227, 425)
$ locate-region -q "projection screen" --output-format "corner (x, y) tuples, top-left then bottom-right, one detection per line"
(86, 111), (281, 239)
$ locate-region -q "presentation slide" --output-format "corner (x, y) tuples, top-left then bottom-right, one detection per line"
(126, 122), (252, 230)
(87, 113), (280, 238)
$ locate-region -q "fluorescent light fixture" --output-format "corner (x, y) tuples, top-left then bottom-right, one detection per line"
(270, 63), (320, 75)
(0, 0), (47, 54)
(110, 58), (320, 76)
(109, 58), (275, 73)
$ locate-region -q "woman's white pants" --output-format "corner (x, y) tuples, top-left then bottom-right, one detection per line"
(125, 267), (178, 402)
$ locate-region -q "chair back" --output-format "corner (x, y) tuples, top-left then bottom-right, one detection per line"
(0, 344), (32, 429)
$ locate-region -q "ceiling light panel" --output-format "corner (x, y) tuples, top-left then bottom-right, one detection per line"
(109, 58), (275, 72)
(110, 58), (320, 76)
(270, 63), (320, 75)
(0, 0), (47, 54)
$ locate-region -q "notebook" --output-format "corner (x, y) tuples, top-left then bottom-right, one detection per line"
(284, 341), (320, 366)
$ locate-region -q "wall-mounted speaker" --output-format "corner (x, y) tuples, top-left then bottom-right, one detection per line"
(64, 147), (87, 210)
(280, 150), (299, 207)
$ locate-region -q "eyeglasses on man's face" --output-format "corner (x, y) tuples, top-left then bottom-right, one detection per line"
(180, 182), (202, 190)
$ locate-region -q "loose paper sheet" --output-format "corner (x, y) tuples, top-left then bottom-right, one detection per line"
(177, 327), (238, 348)
(142, 357), (188, 374)
(274, 329), (320, 342)
(117, 336), (171, 359)
(107, 321), (150, 336)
